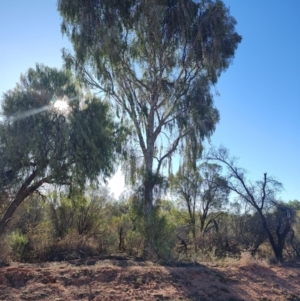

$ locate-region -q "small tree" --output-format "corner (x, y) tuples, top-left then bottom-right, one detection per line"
(0, 64), (125, 236)
(209, 147), (293, 262)
(170, 162), (229, 250)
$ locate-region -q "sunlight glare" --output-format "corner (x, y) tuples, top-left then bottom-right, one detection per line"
(53, 100), (69, 112)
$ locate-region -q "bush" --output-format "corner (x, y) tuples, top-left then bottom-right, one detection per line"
(46, 232), (99, 260)
(10, 231), (30, 261)
(145, 208), (177, 262)
(26, 219), (55, 261)
(126, 229), (144, 256)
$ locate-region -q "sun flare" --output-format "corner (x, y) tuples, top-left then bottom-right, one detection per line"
(53, 100), (69, 112)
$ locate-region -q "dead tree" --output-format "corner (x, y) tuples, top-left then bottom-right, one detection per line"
(209, 147), (292, 262)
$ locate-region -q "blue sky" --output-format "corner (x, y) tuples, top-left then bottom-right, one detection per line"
(210, 1), (300, 201)
(0, 1), (299, 201)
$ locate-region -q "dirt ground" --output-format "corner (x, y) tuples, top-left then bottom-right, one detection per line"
(0, 257), (300, 301)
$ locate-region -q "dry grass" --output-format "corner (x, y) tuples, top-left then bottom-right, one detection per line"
(215, 251), (271, 269)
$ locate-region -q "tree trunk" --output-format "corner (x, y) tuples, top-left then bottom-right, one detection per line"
(143, 109), (155, 258)
(143, 177), (155, 258)
(0, 192), (27, 236)
(274, 218), (291, 262)
(0, 169), (44, 237)
(119, 226), (125, 252)
(192, 224), (197, 252)
(258, 210), (278, 258)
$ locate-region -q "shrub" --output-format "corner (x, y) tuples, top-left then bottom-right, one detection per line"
(10, 231), (30, 261)
(26, 219), (55, 261)
(43, 231), (100, 261)
(125, 229), (144, 256)
(145, 207), (177, 262)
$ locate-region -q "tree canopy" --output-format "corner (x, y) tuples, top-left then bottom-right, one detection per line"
(0, 64), (125, 234)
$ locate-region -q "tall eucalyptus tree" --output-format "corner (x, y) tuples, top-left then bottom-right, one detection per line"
(58, 0), (242, 250)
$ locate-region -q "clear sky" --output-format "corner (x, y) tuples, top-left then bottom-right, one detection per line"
(1, 1), (299, 201)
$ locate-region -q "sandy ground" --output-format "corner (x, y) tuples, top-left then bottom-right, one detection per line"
(0, 257), (300, 301)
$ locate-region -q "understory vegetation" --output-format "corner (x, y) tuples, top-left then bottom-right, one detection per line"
(1, 185), (299, 265)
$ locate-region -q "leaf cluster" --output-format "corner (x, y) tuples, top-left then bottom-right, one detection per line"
(0, 64), (125, 193)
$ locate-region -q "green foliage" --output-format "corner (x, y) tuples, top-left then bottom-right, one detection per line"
(10, 231), (30, 261)
(146, 207), (177, 262)
(0, 64), (126, 235)
(49, 193), (76, 238)
(4, 180), (300, 263)
(125, 229), (144, 256)
(72, 191), (107, 236)
(28, 219), (55, 260)
(286, 200), (300, 211)
(170, 161), (229, 253)
(106, 194), (177, 261)
(48, 187), (109, 237)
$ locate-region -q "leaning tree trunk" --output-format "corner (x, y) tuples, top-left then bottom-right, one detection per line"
(0, 169), (45, 237)
(258, 210), (279, 260)
(0, 194), (24, 236)
(0, 188), (36, 236)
